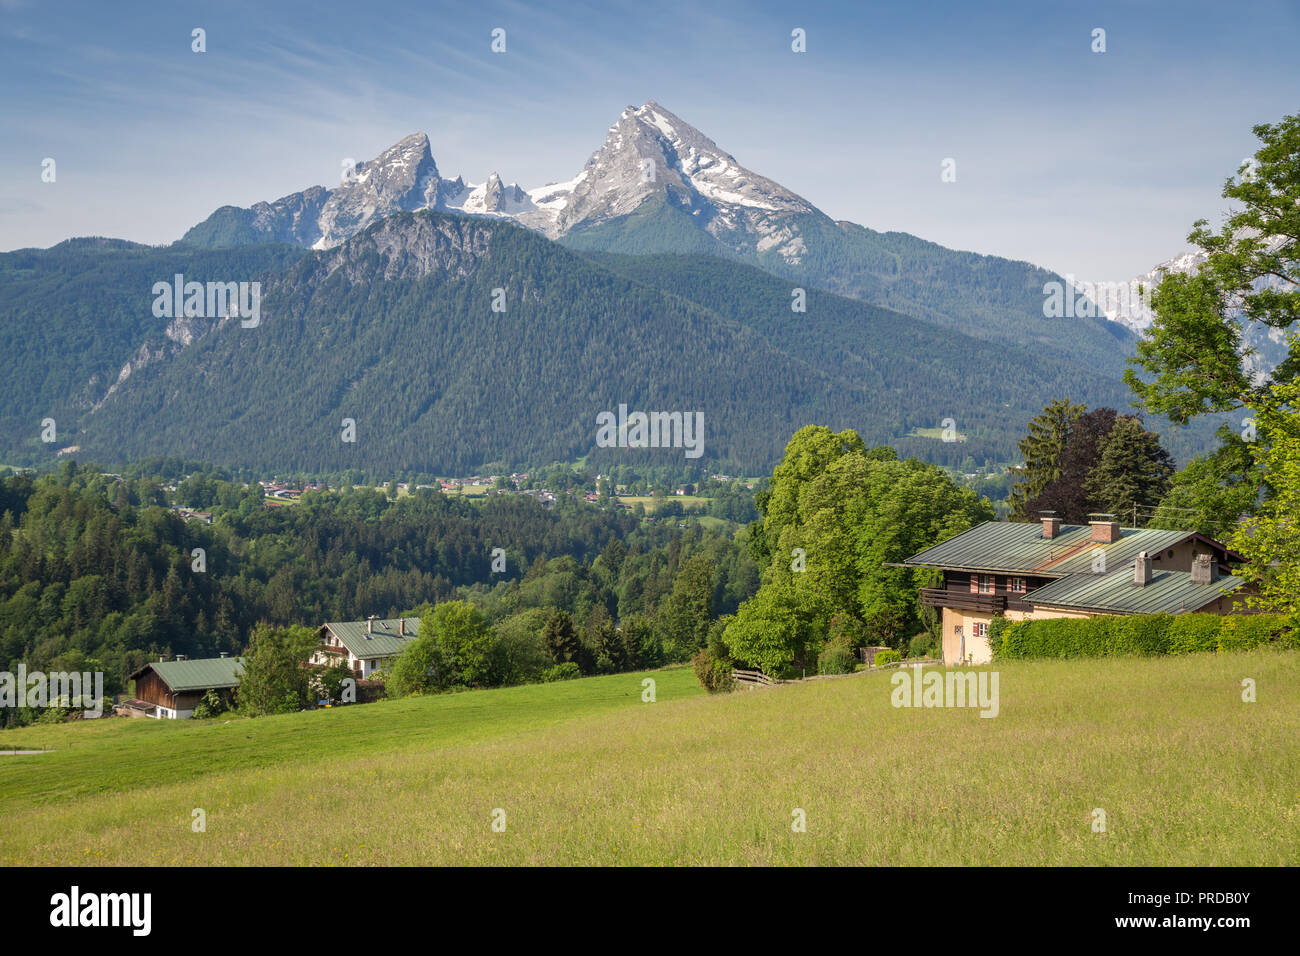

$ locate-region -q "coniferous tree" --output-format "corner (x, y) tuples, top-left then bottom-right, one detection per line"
(1084, 416), (1175, 522)
(1008, 399), (1086, 519)
(542, 610), (582, 666)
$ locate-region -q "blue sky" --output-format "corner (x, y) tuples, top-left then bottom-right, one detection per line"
(2, 0), (1297, 280)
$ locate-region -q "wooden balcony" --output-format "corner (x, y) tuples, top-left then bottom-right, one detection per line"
(918, 588), (1006, 613)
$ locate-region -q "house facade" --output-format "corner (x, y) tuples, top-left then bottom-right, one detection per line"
(311, 616), (420, 679)
(126, 655), (244, 719)
(904, 514), (1247, 665)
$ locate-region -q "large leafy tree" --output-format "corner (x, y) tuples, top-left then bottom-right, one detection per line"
(1125, 113), (1297, 535)
(1021, 407), (1116, 522)
(658, 554), (714, 655)
(725, 427), (992, 674)
(1125, 113), (1300, 422)
(1147, 427), (1260, 539)
(423, 600), (494, 688)
(235, 623), (318, 716)
(1230, 374), (1300, 614)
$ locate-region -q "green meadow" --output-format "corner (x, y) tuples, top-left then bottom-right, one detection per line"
(1, 653), (1296, 866)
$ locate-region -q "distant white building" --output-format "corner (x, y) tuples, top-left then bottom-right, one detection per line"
(312, 616), (420, 679)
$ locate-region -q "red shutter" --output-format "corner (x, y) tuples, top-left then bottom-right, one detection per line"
(970, 574), (978, 593)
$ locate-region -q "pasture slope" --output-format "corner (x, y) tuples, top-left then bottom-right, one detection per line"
(1, 653), (1297, 866)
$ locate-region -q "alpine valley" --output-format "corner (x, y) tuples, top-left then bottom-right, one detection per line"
(3, 100), (1203, 474)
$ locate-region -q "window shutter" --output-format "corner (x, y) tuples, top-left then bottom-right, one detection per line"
(970, 574), (978, 593)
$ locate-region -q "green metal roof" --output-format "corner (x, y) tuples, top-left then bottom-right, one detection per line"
(323, 618), (421, 659)
(904, 521), (1196, 575)
(144, 656), (244, 692)
(1024, 569), (1243, 615)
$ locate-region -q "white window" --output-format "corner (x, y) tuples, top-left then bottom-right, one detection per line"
(972, 622), (988, 638)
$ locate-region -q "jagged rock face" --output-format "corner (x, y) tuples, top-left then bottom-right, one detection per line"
(534, 101), (817, 251)
(243, 185), (330, 246)
(311, 133), (444, 248)
(306, 212), (494, 284)
(183, 101), (823, 263)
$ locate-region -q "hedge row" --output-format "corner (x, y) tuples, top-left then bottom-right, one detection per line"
(993, 613), (1297, 660)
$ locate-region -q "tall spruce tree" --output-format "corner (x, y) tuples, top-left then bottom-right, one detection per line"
(1083, 417), (1175, 522)
(1008, 399), (1086, 519)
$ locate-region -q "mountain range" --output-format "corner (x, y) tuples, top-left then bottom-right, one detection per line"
(1106, 246), (1291, 381)
(185, 101), (1136, 372)
(2, 100), (1219, 475)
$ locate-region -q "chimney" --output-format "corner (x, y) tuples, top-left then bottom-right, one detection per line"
(1134, 551), (1152, 587)
(1191, 553), (1219, 585)
(1089, 513), (1120, 543)
(367, 615), (375, 635)
(399, 619), (406, 636)
(1040, 510), (1061, 539)
(219, 651), (228, 658)
(159, 655), (166, 662)
(176, 654), (186, 661)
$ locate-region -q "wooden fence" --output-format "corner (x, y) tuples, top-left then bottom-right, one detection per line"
(732, 656), (942, 688)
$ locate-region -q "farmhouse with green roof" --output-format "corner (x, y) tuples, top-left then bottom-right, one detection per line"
(312, 616), (420, 679)
(903, 514), (1248, 665)
(126, 655), (244, 719)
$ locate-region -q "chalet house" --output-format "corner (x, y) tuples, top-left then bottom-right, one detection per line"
(126, 655), (244, 719)
(903, 514), (1247, 665)
(311, 616), (420, 679)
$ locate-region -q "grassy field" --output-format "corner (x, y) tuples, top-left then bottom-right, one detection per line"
(615, 494), (708, 513)
(1, 652), (1297, 866)
(905, 426), (968, 442)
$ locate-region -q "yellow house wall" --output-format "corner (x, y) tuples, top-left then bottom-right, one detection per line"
(942, 606), (1097, 665)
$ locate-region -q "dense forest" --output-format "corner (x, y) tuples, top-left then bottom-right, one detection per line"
(0, 461), (759, 709)
(562, 195), (1139, 373)
(1, 210), (1203, 475)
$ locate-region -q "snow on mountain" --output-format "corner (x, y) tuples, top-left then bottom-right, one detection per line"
(538, 101), (817, 260)
(185, 101), (825, 264)
(1107, 245), (1291, 380)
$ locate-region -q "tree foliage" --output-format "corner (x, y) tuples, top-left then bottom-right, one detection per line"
(724, 427), (992, 676)
(235, 623), (317, 716)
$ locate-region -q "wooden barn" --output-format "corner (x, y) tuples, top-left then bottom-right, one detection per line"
(126, 655), (244, 719)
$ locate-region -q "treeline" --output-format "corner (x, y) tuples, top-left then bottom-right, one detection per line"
(0, 462), (758, 710)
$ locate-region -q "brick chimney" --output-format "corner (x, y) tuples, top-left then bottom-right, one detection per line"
(1089, 514), (1120, 543)
(1191, 553), (1219, 585)
(398, 618), (406, 636)
(1134, 551), (1152, 587)
(1040, 511), (1061, 539)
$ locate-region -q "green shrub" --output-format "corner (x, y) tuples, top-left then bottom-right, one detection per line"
(1166, 615), (1221, 655)
(191, 688), (230, 719)
(1216, 614), (1296, 651)
(1113, 614), (1174, 655)
(987, 617), (1009, 658)
(872, 648), (901, 667)
(993, 611), (1296, 659)
(907, 633), (934, 659)
(541, 662), (582, 682)
(692, 648), (735, 693)
(817, 645), (857, 675)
